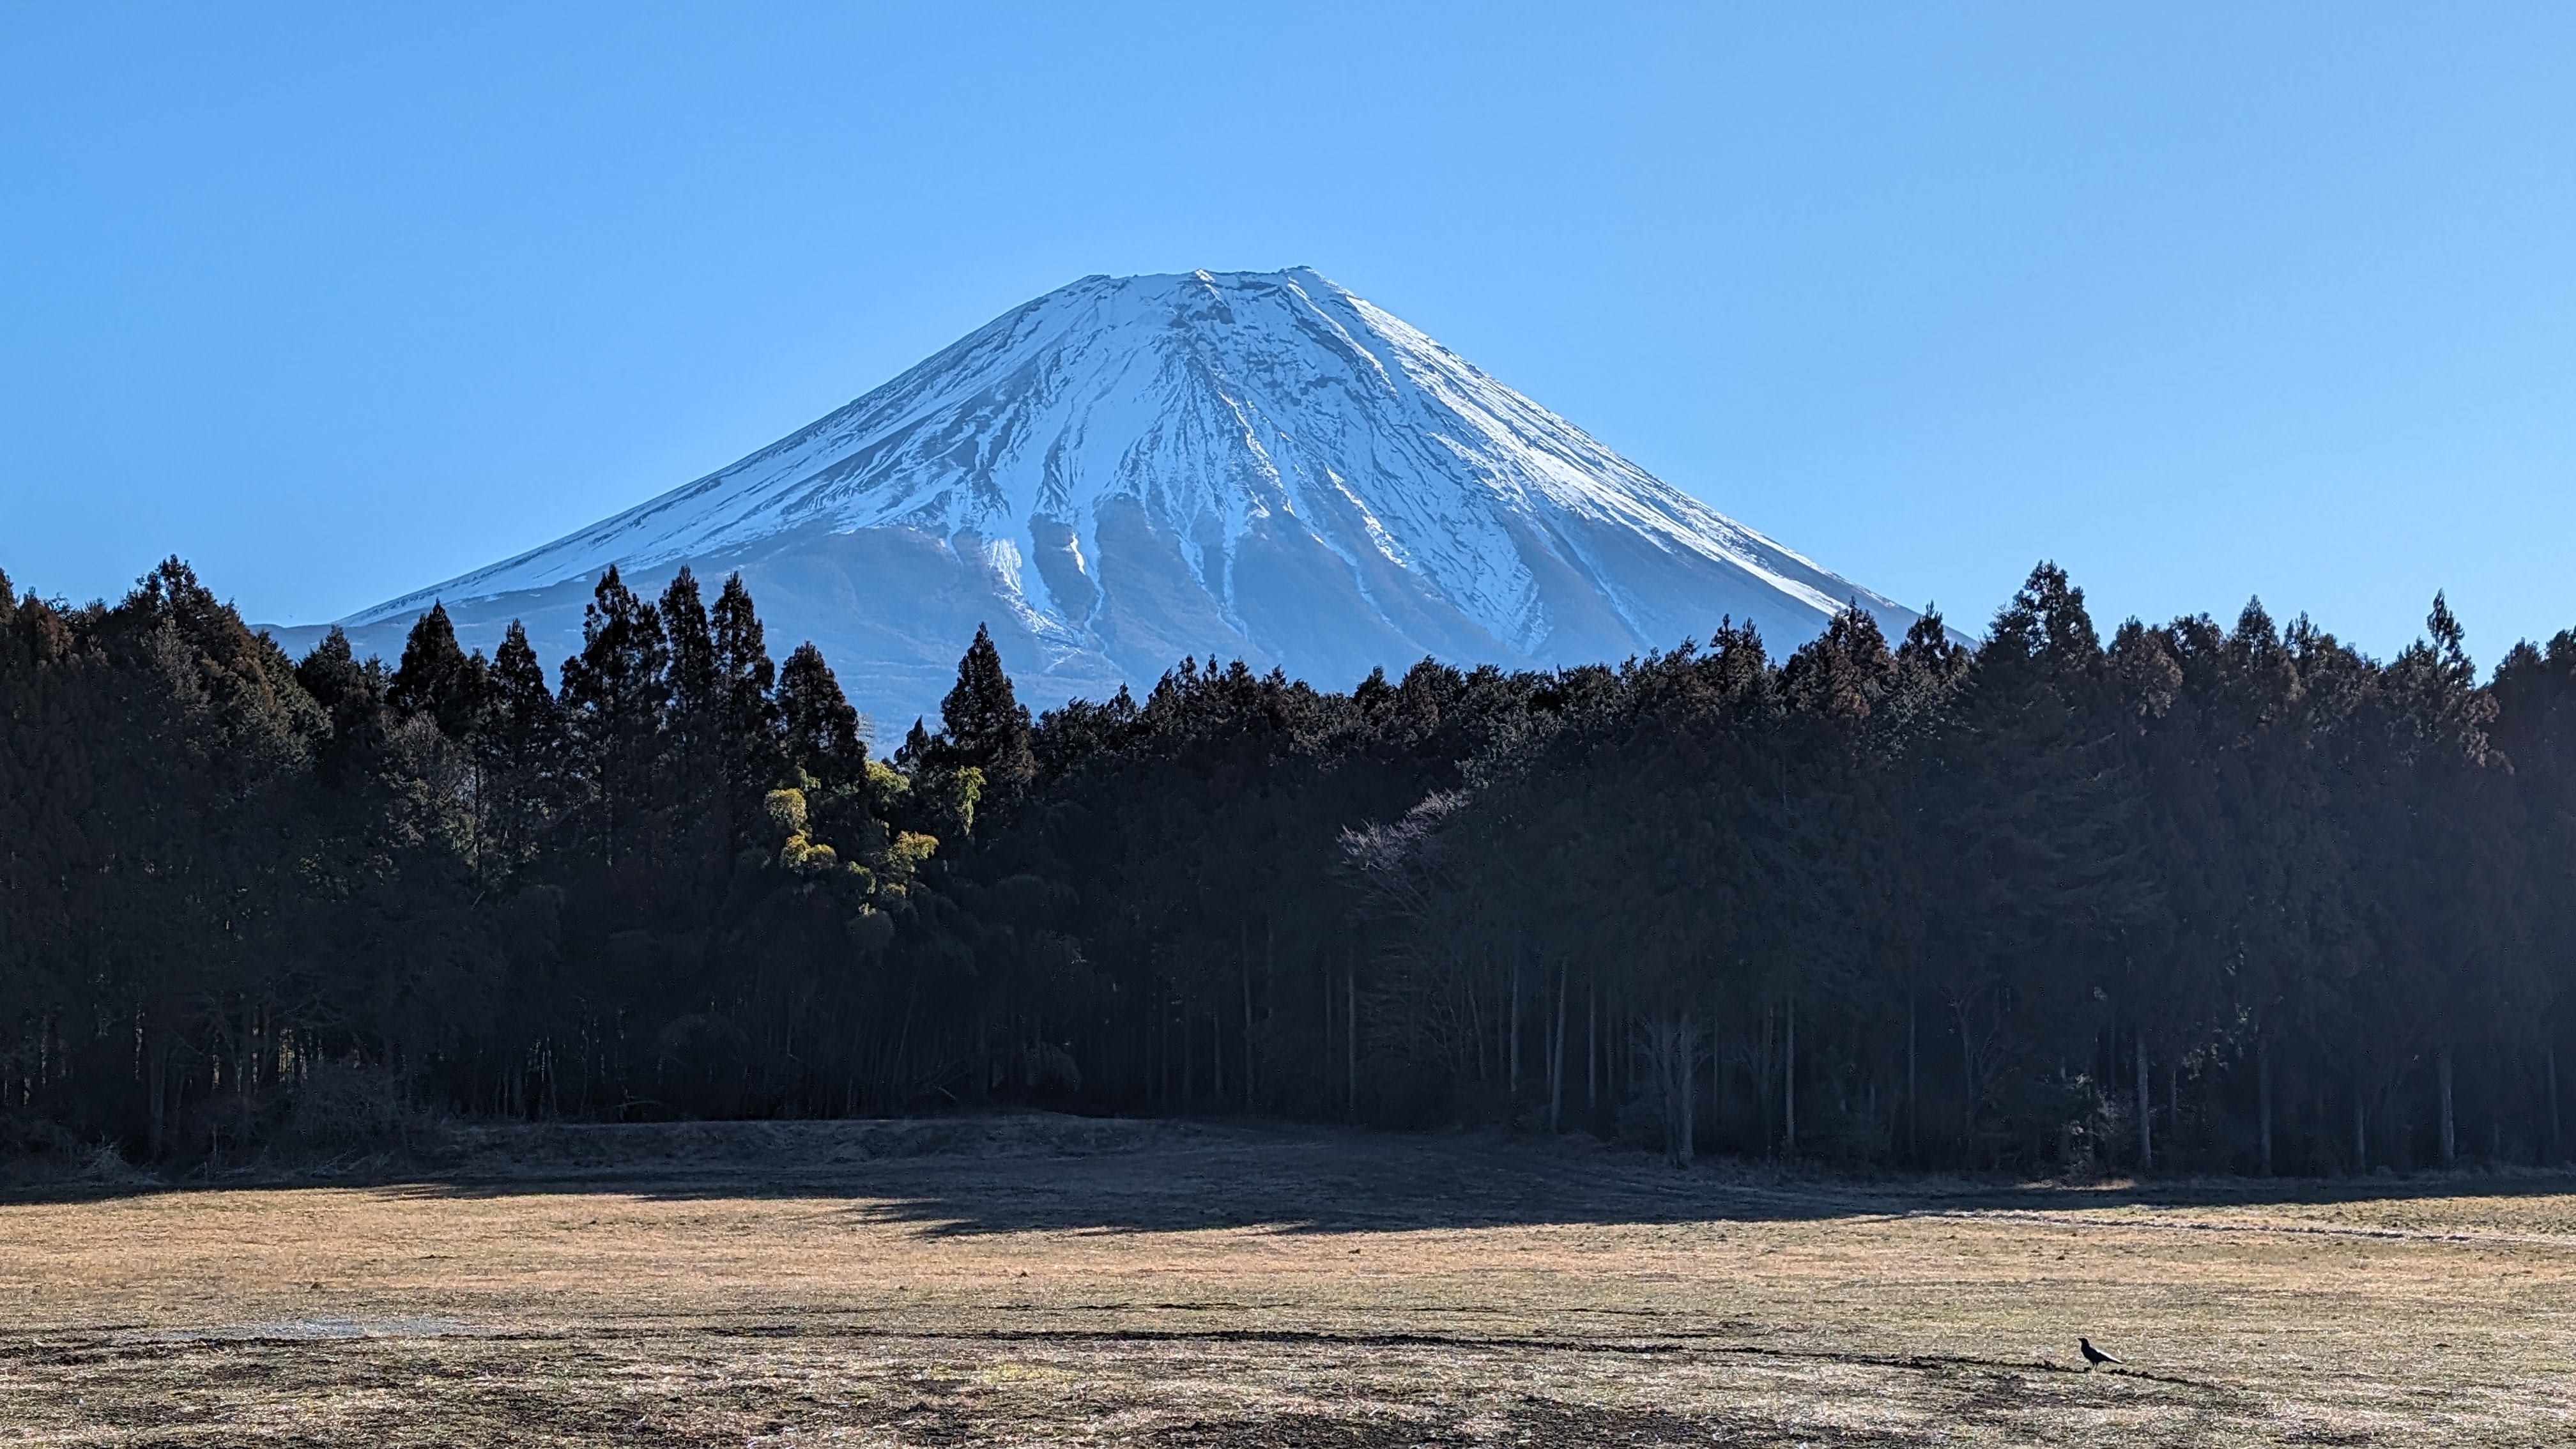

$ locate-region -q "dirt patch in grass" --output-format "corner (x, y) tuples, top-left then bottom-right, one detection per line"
(4, 1119), (2573, 1444)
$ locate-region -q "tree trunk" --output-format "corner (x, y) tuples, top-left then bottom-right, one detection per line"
(1469, 975), (1485, 1082)
(1508, 954), (1522, 1101)
(1680, 1012), (1697, 1167)
(2257, 1036), (2274, 1177)
(1241, 924), (1261, 1111)
(1650, 1010), (1684, 1167)
(2437, 1046), (2457, 1167)
(145, 1022), (168, 1160)
(1758, 1002), (1775, 1154)
(1346, 963), (1358, 1124)
(1784, 993), (1798, 1154)
(1906, 993), (1918, 1165)
(1586, 977), (1598, 1113)
(2549, 1040), (2562, 1163)
(2352, 1078), (2368, 1173)
(1958, 1004), (1977, 1158)
(1708, 1008), (1721, 1153)
(2168, 1061), (2181, 1165)
(1549, 964), (1567, 1133)
(2135, 1032), (2153, 1173)
(1321, 953), (1332, 1085)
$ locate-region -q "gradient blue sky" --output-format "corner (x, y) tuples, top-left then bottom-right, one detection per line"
(6, 3), (2573, 663)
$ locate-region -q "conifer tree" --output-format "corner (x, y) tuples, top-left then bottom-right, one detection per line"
(296, 626), (390, 785)
(710, 572), (785, 825)
(296, 625), (369, 716)
(2374, 594), (2520, 1166)
(939, 623), (1036, 795)
(556, 565), (670, 864)
(660, 569), (718, 723)
(480, 620), (561, 871)
(656, 569), (724, 839)
(778, 641), (864, 786)
(1781, 603), (1894, 732)
(896, 717), (933, 770)
(387, 602), (490, 740)
(98, 562), (322, 1152)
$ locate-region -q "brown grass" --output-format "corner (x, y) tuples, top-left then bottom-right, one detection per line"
(4, 1119), (2572, 1445)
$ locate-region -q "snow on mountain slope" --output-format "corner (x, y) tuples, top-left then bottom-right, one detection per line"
(329, 268), (1924, 727)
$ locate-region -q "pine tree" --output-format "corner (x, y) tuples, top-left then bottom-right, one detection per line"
(481, 620), (561, 871)
(657, 569), (724, 840)
(711, 572), (785, 825)
(296, 626), (390, 785)
(556, 565), (670, 864)
(2373, 593), (2519, 1167)
(387, 602), (490, 740)
(88, 561), (325, 1153)
(939, 623), (1035, 795)
(1913, 564), (2135, 1162)
(778, 641), (864, 786)
(296, 625), (369, 716)
(660, 569), (718, 723)
(1781, 603), (1894, 732)
(896, 717), (933, 770)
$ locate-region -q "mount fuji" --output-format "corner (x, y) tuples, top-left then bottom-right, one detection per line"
(309, 268), (1925, 728)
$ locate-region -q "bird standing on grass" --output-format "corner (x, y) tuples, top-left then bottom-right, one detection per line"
(2079, 1337), (2121, 1368)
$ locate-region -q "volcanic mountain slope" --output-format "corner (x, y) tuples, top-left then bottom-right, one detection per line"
(314, 268), (1925, 728)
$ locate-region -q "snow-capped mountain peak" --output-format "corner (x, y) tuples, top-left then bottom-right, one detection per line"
(335, 268), (1919, 724)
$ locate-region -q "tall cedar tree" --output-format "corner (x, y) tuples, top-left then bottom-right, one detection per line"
(778, 641), (865, 786)
(939, 622), (1036, 795)
(387, 602), (490, 740)
(711, 572), (786, 838)
(480, 620), (561, 873)
(556, 565), (669, 865)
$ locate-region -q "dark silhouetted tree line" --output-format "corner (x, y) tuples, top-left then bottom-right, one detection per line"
(6, 555), (2576, 1176)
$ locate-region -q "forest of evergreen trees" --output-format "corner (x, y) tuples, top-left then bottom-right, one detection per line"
(6, 555), (2575, 1177)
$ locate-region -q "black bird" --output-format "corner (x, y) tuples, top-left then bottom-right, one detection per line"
(2079, 1337), (2121, 1368)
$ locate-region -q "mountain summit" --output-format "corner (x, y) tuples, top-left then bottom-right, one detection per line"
(334, 268), (1922, 723)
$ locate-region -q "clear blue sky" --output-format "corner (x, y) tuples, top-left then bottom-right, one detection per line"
(6, 3), (2573, 663)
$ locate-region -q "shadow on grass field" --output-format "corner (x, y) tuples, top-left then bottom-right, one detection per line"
(4, 1116), (2572, 1445)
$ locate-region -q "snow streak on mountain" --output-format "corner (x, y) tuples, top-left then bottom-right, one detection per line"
(332, 268), (1923, 726)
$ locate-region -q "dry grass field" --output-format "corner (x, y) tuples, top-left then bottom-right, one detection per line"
(4, 1117), (2573, 1446)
